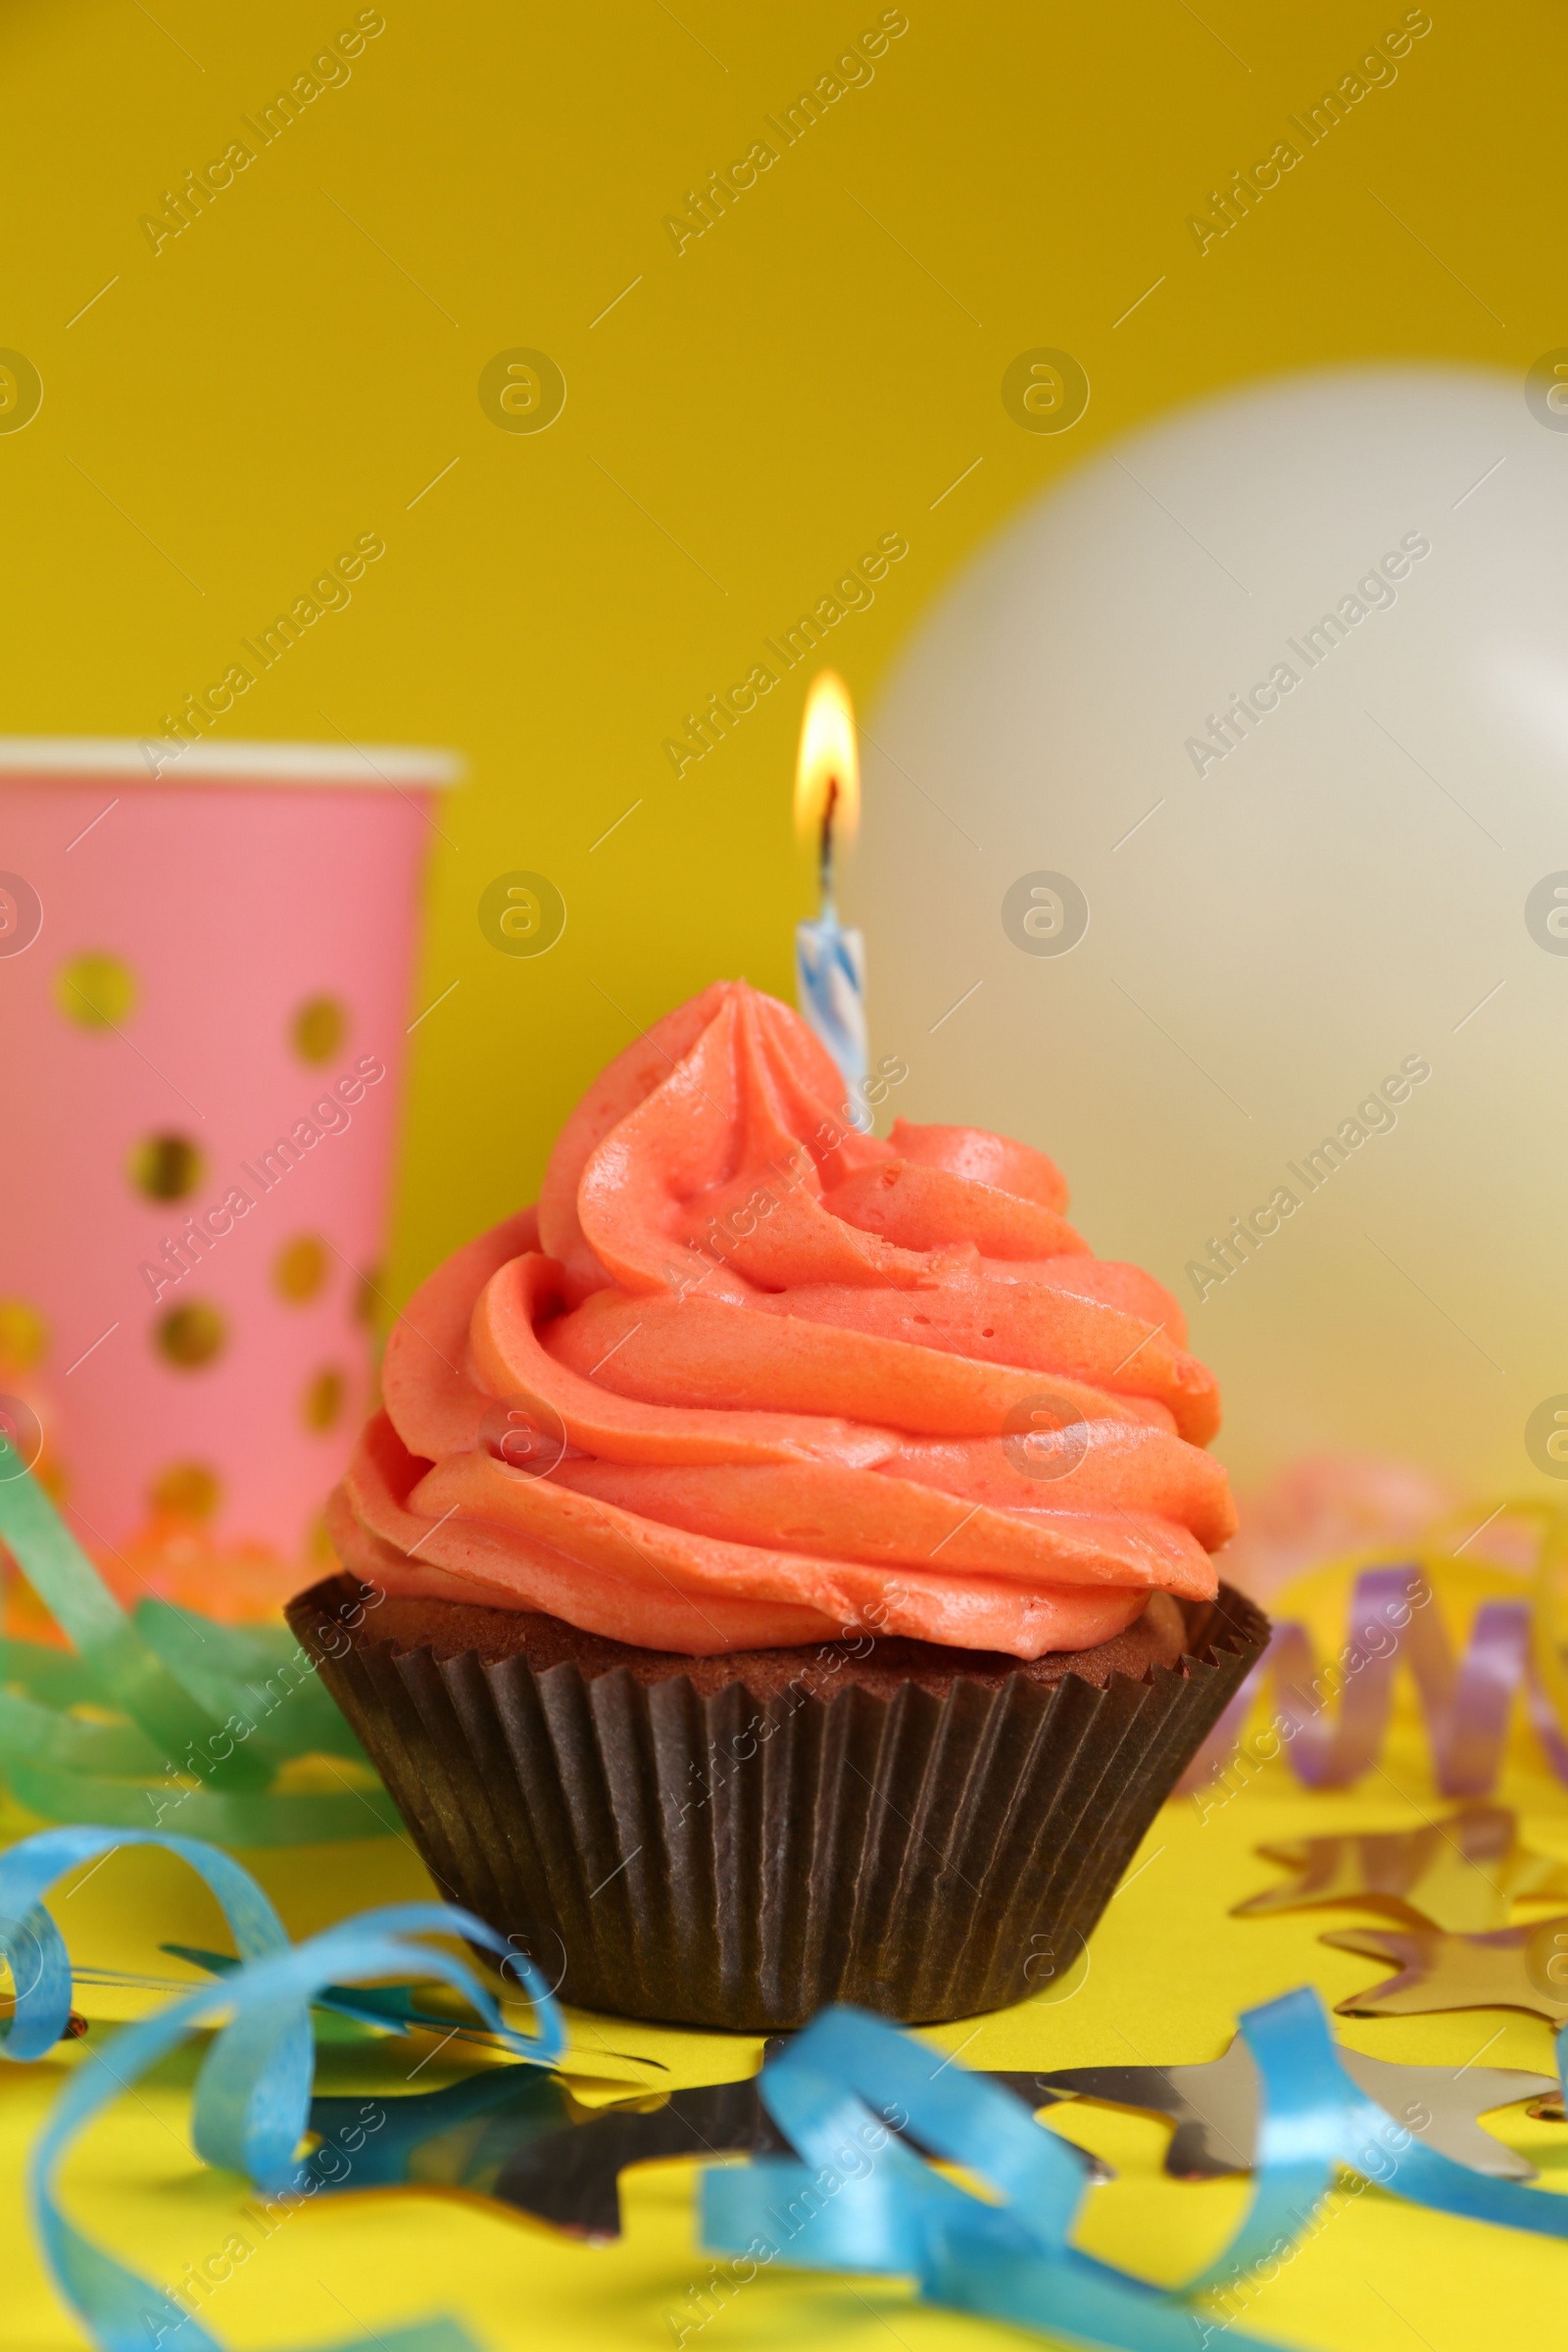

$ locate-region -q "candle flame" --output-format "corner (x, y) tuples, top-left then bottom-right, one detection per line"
(794, 670), (860, 855)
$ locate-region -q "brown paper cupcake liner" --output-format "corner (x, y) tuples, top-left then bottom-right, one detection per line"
(288, 1575), (1268, 2030)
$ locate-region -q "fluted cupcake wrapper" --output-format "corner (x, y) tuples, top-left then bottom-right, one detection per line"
(288, 1578), (1267, 2030)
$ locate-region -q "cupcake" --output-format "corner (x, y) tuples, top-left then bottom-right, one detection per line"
(290, 981), (1265, 2027)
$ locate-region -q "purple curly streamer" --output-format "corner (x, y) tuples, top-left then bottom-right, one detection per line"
(1181, 1564), (1568, 1796)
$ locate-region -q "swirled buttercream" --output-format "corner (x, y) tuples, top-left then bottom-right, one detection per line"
(331, 981), (1236, 1656)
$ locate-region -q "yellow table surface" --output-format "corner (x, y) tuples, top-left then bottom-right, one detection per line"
(6, 1559), (1567, 2352)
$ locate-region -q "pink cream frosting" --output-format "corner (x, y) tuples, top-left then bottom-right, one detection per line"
(329, 981), (1236, 1656)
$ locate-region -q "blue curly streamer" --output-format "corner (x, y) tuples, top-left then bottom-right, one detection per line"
(1200, 1986), (1568, 2287)
(0, 1826), (564, 2352)
(702, 1994), (1568, 2350)
(14, 1824), (1568, 2352)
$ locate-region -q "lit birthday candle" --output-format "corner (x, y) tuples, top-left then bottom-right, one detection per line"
(793, 669), (867, 1105)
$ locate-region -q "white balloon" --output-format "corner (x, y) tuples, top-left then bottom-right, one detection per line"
(856, 365), (1568, 1494)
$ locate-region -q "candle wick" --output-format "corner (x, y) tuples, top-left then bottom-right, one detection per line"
(819, 775), (838, 911)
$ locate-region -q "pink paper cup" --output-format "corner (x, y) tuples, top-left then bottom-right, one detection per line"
(0, 736), (460, 1597)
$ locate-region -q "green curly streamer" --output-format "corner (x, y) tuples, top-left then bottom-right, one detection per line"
(0, 1439), (395, 1843)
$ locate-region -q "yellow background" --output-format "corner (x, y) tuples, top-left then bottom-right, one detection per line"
(4, 5), (1565, 2346)
(0, 0), (1543, 1309)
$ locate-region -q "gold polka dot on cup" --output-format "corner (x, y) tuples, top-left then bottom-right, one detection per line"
(353, 1265), (382, 1326)
(127, 1132), (203, 1202)
(0, 1298), (47, 1368)
(292, 995), (345, 1064)
(149, 1461), (221, 1519)
(156, 1301), (226, 1369)
(57, 952), (137, 1028)
(302, 1366), (347, 1431)
(274, 1234), (327, 1303)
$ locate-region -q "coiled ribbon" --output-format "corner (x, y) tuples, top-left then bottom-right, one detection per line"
(0, 1441), (397, 1841)
(703, 1995), (1568, 2350)
(11, 1823), (1568, 2352)
(1183, 1518), (1568, 1798)
(0, 1825), (564, 2352)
